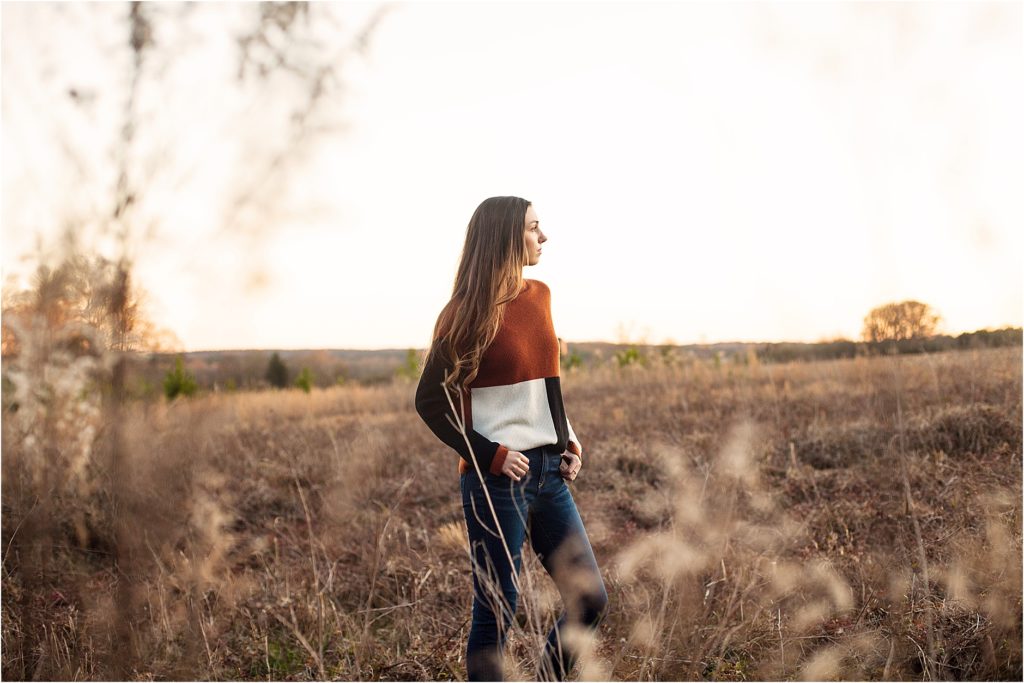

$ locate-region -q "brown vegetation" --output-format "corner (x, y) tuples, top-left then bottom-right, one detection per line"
(2, 346), (1021, 680)
(862, 300), (941, 343)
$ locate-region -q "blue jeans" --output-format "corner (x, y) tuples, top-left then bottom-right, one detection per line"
(460, 444), (609, 681)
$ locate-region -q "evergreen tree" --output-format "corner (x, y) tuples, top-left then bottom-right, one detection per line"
(265, 352), (289, 388)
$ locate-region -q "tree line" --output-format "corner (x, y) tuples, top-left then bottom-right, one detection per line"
(3, 272), (1019, 405)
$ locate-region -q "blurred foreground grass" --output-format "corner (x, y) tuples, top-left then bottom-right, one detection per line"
(2, 346), (1021, 680)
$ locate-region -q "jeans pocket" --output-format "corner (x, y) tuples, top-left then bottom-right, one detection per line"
(463, 470), (498, 493)
(482, 469), (507, 486)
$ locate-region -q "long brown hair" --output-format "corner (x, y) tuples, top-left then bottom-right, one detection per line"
(428, 196), (532, 390)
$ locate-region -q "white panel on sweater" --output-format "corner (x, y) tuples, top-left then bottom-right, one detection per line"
(470, 377), (559, 452)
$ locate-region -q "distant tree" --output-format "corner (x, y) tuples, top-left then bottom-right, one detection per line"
(294, 367), (313, 393)
(957, 327), (1023, 350)
(163, 356), (197, 400)
(265, 352), (289, 388)
(862, 300), (941, 342)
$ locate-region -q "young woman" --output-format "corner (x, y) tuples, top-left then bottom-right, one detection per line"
(415, 196), (609, 681)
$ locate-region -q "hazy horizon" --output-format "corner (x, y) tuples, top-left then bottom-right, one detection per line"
(164, 322), (1022, 355)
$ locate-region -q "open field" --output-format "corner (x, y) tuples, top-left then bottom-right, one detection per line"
(2, 346), (1021, 680)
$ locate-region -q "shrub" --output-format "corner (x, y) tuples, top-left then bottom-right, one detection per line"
(163, 355), (197, 400)
(294, 367), (314, 393)
(394, 348), (421, 381)
(615, 347), (645, 367)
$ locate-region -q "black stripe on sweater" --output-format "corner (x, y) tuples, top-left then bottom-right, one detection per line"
(545, 376), (570, 451)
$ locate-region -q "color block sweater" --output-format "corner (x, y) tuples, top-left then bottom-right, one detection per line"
(415, 279), (583, 476)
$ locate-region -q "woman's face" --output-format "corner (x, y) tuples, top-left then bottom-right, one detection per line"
(523, 204), (547, 266)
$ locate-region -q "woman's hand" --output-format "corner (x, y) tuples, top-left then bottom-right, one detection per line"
(560, 452), (581, 482)
(500, 450), (530, 481)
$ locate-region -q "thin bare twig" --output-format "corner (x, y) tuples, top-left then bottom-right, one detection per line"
(894, 363), (941, 680)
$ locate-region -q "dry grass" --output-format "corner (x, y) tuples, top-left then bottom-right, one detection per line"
(2, 346), (1020, 680)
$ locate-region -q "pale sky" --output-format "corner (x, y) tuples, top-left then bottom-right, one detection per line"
(3, 1), (1022, 351)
